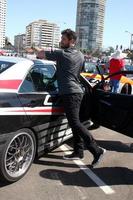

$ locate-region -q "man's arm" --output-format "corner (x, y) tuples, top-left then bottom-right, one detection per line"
(37, 49), (62, 61)
(120, 59), (125, 71)
(121, 59), (125, 67)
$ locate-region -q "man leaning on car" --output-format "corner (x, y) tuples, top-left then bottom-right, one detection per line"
(37, 29), (106, 167)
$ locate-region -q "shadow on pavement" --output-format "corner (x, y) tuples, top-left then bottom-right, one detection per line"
(42, 149), (72, 160)
(95, 140), (133, 153)
(34, 158), (79, 169)
(66, 138), (133, 153)
(0, 181), (11, 188)
(39, 167), (133, 187)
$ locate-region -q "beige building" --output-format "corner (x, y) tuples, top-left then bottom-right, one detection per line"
(0, 0), (6, 48)
(26, 20), (60, 48)
(76, 0), (106, 50)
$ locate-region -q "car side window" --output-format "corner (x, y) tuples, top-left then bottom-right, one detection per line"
(30, 64), (58, 92)
(19, 73), (36, 93)
(0, 61), (15, 73)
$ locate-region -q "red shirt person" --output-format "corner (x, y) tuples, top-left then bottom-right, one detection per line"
(109, 50), (125, 92)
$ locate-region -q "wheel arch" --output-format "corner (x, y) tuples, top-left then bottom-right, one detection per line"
(120, 83), (132, 94)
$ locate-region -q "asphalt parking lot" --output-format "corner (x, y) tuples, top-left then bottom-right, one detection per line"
(0, 126), (133, 200)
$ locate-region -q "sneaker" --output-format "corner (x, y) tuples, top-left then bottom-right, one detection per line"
(63, 152), (84, 160)
(91, 148), (106, 167)
(88, 123), (100, 130)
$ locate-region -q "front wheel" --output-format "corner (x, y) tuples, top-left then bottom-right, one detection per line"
(0, 129), (36, 183)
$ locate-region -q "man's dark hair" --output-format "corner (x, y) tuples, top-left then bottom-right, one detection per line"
(61, 29), (77, 41)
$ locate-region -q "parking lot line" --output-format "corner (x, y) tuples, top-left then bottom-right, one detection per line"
(60, 145), (115, 195)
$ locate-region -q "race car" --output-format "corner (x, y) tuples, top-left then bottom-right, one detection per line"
(0, 56), (93, 183)
(0, 56), (133, 183)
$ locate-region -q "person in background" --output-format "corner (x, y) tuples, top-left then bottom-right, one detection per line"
(109, 50), (125, 93)
(37, 29), (106, 167)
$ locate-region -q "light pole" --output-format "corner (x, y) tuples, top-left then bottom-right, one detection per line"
(17, 39), (20, 55)
(17, 33), (21, 55)
(125, 30), (133, 50)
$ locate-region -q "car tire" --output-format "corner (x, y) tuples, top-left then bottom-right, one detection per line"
(0, 129), (36, 183)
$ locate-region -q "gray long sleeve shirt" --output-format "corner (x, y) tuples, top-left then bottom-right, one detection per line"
(45, 47), (84, 95)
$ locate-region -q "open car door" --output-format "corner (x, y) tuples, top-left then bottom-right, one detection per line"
(92, 71), (133, 138)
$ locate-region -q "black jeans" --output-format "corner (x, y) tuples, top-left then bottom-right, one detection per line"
(61, 93), (101, 157)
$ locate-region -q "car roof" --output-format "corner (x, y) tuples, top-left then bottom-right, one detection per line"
(33, 59), (56, 65)
(0, 56), (56, 65)
(0, 56), (28, 63)
(0, 56), (56, 93)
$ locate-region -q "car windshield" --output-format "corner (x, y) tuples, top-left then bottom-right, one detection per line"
(84, 62), (99, 74)
(0, 61), (15, 73)
(84, 61), (108, 75)
(124, 64), (133, 79)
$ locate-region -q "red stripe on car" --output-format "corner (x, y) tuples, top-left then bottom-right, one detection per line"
(0, 80), (22, 89)
(11, 108), (64, 113)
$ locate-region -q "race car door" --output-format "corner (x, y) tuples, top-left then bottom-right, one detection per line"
(93, 71), (133, 137)
(18, 62), (70, 152)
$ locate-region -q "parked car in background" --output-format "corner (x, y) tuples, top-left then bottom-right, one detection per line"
(82, 60), (133, 94)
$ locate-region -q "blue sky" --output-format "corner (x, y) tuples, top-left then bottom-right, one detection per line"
(6, 0), (133, 49)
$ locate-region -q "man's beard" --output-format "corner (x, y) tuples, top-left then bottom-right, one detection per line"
(60, 44), (70, 49)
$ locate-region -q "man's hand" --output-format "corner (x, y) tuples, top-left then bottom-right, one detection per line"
(36, 50), (45, 59)
(31, 47), (45, 59)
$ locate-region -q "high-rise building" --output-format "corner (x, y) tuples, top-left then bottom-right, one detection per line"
(0, 0), (6, 48)
(76, 0), (106, 51)
(26, 20), (60, 48)
(14, 34), (26, 53)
